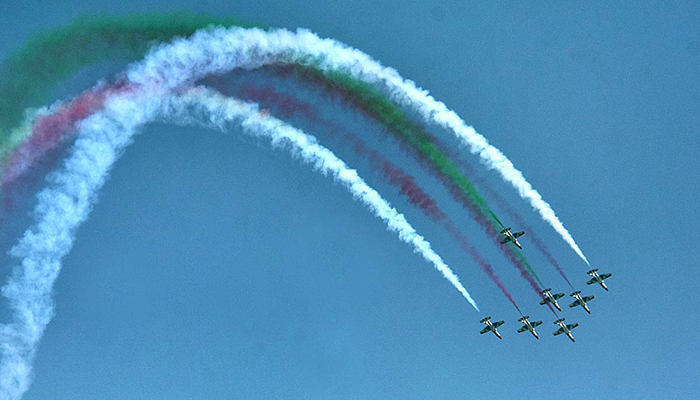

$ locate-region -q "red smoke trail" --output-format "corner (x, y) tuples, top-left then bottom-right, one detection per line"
(249, 71), (551, 307)
(444, 146), (574, 290)
(237, 84), (521, 312)
(1, 81), (135, 191)
(237, 76), (553, 309)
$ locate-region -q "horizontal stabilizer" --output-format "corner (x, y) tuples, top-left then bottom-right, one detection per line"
(500, 227), (511, 234)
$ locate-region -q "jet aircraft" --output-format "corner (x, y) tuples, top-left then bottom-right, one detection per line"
(539, 288), (565, 311)
(553, 318), (579, 342)
(516, 316), (542, 339)
(479, 316), (505, 340)
(569, 291), (595, 314)
(499, 227), (525, 249)
(586, 269), (612, 291)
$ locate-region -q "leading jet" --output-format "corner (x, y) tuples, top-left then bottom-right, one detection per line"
(499, 227), (525, 249)
(516, 316), (542, 339)
(479, 316), (505, 340)
(586, 269), (612, 291)
(539, 288), (565, 311)
(553, 318), (579, 342)
(569, 291), (595, 314)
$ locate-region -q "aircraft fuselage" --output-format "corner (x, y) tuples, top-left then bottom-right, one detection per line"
(587, 270), (611, 291)
(505, 231), (522, 249)
(484, 321), (502, 339)
(556, 322), (576, 343)
(592, 274), (609, 291)
(524, 322), (539, 339)
(544, 292), (562, 311)
(571, 292), (592, 314)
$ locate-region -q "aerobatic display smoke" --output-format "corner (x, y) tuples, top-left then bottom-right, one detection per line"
(0, 84), (476, 399)
(0, 92), (158, 399)
(1, 22), (587, 269)
(0, 18), (598, 399)
(236, 84), (520, 311)
(163, 87), (477, 308)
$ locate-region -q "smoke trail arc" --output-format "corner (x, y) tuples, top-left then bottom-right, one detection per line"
(124, 25), (590, 265)
(1, 24), (552, 299)
(236, 83), (520, 311)
(0, 19), (587, 269)
(0, 85), (478, 399)
(163, 87), (478, 310)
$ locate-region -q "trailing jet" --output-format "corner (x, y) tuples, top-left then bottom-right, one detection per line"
(499, 227), (525, 249)
(553, 318), (579, 342)
(569, 291), (595, 314)
(479, 316), (505, 340)
(516, 316), (542, 339)
(539, 288), (565, 311)
(586, 269), (612, 291)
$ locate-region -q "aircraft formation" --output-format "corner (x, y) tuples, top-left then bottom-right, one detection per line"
(479, 226), (612, 342)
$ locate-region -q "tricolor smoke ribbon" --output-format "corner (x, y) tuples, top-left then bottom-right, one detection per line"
(0, 21), (595, 399)
(2, 24), (589, 269)
(0, 82), (477, 398)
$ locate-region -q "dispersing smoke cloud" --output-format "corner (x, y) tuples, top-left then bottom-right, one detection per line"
(161, 87), (478, 310)
(0, 92), (160, 399)
(0, 84), (478, 398)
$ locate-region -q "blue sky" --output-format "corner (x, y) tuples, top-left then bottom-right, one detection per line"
(1, 1), (699, 399)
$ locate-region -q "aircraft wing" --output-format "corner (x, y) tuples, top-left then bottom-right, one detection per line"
(531, 321), (542, 327)
(479, 326), (492, 334)
(517, 325), (529, 333)
(583, 296), (595, 302)
(569, 299), (582, 308)
(553, 293), (565, 300)
(586, 277), (597, 285)
(600, 273), (612, 280)
(566, 323), (579, 330)
(513, 231), (525, 238)
(553, 327), (566, 336)
(539, 298), (548, 305)
(500, 237), (512, 244)
(499, 227), (511, 234)
(493, 321), (505, 328)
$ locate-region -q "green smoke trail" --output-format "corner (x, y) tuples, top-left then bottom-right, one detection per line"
(0, 14), (544, 287)
(283, 64), (545, 286)
(0, 13), (258, 140)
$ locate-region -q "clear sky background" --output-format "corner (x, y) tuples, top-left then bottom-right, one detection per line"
(1, 1), (699, 399)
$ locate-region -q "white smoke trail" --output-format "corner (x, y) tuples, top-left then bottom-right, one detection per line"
(163, 87), (478, 309)
(124, 26), (590, 265)
(0, 88), (478, 398)
(0, 91), (162, 399)
(1, 21), (594, 397)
